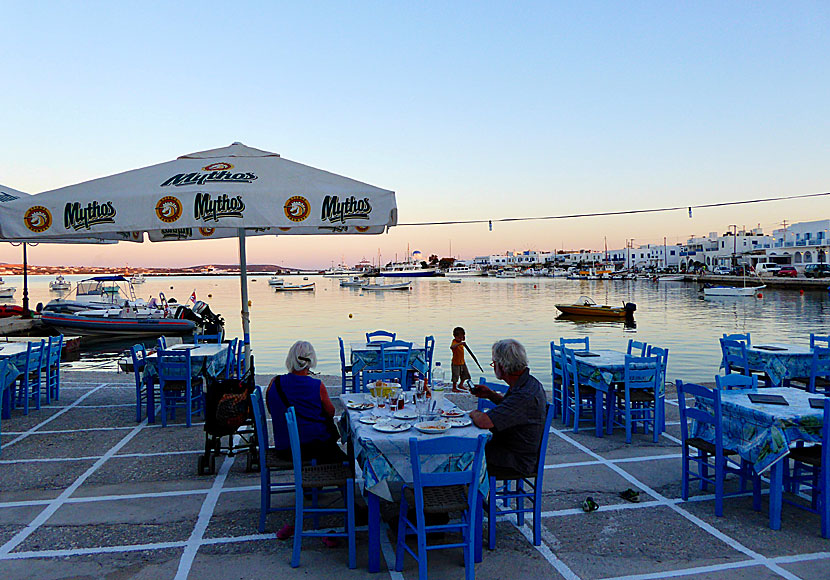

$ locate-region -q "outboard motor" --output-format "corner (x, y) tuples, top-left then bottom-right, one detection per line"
(624, 302), (636, 314)
(193, 301), (225, 336)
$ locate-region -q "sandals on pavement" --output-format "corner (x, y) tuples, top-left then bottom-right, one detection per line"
(619, 488), (640, 503)
(581, 496), (599, 512)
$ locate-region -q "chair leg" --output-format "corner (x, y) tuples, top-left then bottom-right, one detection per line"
(681, 449), (690, 500)
(474, 492), (484, 563)
(488, 476), (496, 550)
(464, 506), (475, 580)
(259, 471), (269, 533)
(699, 451), (709, 491)
(715, 456), (725, 517)
(533, 485), (542, 546)
(395, 492), (408, 571)
(291, 485), (304, 568)
(516, 480), (525, 526)
(346, 479), (356, 569)
(624, 397), (632, 444)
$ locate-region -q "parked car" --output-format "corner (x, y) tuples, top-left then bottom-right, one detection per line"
(713, 266), (732, 275)
(775, 266), (798, 278)
(755, 263), (782, 276)
(804, 264), (830, 278)
(730, 265), (753, 276)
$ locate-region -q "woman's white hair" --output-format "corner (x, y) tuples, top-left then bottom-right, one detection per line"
(285, 340), (317, 373)
(491, 339), (528, 374)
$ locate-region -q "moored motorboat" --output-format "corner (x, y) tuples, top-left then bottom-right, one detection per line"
(130, 273), (146, 284)
(0, 287), (16, 300)
(41, 311), (197, 336)
(49, 275), (72, 291)
(448, 278), (462, 283)
(555, 296), (636, 318)
(363, 281), (412, 291)
(271, 278), (315, 292)
(340, 276), (367, 287)
(703, 285), (765, 297)
(43, 275), (134, 314)
(658, 275), (686, 282)
(0, 304), (23, 318)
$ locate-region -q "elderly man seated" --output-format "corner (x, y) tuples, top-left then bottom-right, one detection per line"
(469, 338), (547, 478)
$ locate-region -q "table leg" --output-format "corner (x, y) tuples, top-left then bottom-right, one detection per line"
(367, 491), (381, 573)
(475, 491), (483, 563)
(606, 390), (614, 435)
(769, 460), (783, 530)
(594, 390), (604, 438)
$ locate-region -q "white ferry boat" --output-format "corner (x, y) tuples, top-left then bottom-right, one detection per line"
(379, 262), (437, 278)
(445, 265), (484, 277)
(323, 265), (362, 278)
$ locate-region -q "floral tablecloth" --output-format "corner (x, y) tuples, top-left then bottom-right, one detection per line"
(350, 343), (428, 375)
(339, 393), (490, 501)
(745, 344), (814, 386)
(143, 343), (229, 382)
(693, 387), (823, 473)
(573, 349), (665, 397)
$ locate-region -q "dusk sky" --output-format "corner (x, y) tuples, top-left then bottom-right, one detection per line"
(1, 2), (828, 268)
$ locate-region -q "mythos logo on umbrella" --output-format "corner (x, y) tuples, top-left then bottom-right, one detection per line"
(194, 192), (245, 222)
(64, 201), (116, 230)
(321, 195), (372, 223)
(160, 162), (257, 187)
(160, 228), (194, 240)
(24, 206), (52, 232)
(155, 196), (183, 223)
(283, 196), (311, 222)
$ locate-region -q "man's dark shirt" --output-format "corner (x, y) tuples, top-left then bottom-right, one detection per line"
(485, 368), (547, 477)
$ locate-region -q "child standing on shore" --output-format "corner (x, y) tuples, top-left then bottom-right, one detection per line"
(450, 326), (472, 392)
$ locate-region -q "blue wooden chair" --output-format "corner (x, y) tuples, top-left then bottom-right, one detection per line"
(611, 355), (661, 443)
(560, 337), (589, 351)
(0, 359), (9, 455)
(130, 344), (149, 422)
(714, 374), (758, 390)
(395, 434), (487, 580)
(250, 387), (295, 532)
(157, 348), (205, 427)
(647, 345), (669, 430)
(487, 403), (555, 549)
(194, 330), (224, 344)
(720, 338), (751, 376)
(366, 330), (396, 343)
(338, 337), (354, 394)
(423, 335), (435, 384)
(475, 377), (507, 412)
(722, 332), (751, 347)
(285, 406), (356, 569)
(676, 380), (756, 517)
(223, 337), (239, 378)
(14, 339), (44, 415)
(156, 336), (167, 351)
(627, 339), (648, 356)
(562, 349), (597, 433)
(362, 340), (413, 390)
(810, 334), (830, 350)
(45, 335), (63, 403)
(235, 338), (248, 379)
(549, 342), (564, 420)
(784, 397), (830, 538)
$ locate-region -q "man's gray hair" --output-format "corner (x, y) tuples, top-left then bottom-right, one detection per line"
(491, 339), (528, 374)
(285, 340), (317, 373)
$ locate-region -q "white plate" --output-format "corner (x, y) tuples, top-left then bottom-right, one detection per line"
(372, 422), (412, 433)
(441, 409), (466, 419)
(345, 401), (374, 411)
(446, 416), (473, 428)
(414, 421), (451, 434)
(359, 416), (379, 425)
(393, 409), (418, 420)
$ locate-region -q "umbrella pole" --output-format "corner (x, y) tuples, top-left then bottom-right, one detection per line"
(22, 243), (30, 317)
(237, 228), (251, 366)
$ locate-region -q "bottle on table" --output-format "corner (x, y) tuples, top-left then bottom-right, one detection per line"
(432, 361), (446, 404)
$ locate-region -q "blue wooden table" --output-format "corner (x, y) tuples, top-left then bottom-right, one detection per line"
(745, 343), (814, 386)
(0, 342), (39, 420)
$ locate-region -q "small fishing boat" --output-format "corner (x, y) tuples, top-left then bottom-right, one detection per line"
(0, 287), (16, 300)
(495, 270), (517, 278)
(339, 276), (367, 287)
(130, 273), (146, 284)
(41, 311), (197, 336)
(555, 296), (636, 318)
(448, 278), (462, 284)
(363, 281), (412, 291)
(49, 275), (72, 291)
(0, 304), (23, 318)
(271, 278), (315, 292)
(658, 275), (685, 282)
(703, 285), (765, 297)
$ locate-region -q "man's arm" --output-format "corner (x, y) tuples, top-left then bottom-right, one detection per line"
(469, 409), (494, 429)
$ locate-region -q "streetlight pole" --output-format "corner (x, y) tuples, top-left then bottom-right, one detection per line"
(729, 225), (738, 268)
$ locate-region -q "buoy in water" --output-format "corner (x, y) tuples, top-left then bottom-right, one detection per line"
(170, 286), (174, 290)
(534, 284), (537, 288)
(348, 313), (353, 318)
(757, 293), (763, 298)
(208, 294), (212, 298)
(800, 289), (804, 295)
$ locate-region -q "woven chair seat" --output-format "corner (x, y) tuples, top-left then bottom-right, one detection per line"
(789, 445), (822, 466)
(162, 377), (203, 392)
(404, 484), (470, 514)
(615, 388), (655, 403)
(685, 437), (738, 456)
(264, 448), (294, 471)
(301, 462), (351, 489)
(567, 384), (596, 395)
(789, 377), (830, 389)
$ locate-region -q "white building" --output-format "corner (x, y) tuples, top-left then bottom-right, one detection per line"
(767, 220), (830, 268)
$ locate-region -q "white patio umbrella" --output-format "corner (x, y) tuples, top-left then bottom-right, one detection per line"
(0, 143), (397, 360)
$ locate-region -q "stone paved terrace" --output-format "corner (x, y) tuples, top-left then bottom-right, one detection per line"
(0, 370), (829, 580)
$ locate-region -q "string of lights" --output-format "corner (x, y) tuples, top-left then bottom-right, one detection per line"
(396, 191), (830, 228)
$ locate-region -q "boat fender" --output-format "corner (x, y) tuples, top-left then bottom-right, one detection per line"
(624, 302), (637, 313)
(36, 302), (43, 313)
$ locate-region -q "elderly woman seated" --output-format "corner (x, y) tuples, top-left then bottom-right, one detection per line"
(266, 340), (347, 465)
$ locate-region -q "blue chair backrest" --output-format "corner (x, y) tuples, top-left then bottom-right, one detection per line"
(285, 407), (304, 473)
(809, 346), (830, 391)
(563, 348), (585, 392)
(647, 345), (669, 386)
(623, 355), (660, 388)
(224, 337), (239, 378)
(251, 387), (270, 468)
(157, 349), (192, 382)
(130, 343), (148, 384)
(811, 334), (830, 350)
(424, 335), (435, 375)
(533, 403), (556, 480)
(48, 335), (63, 367)
(560, 337), (589, 351)
(676, 380), (724, 454)
(714, 373), (758, 390)
(366, 330), (396, 343)
(194, 331), (223, 345)
(722, 332), (751, 348)
(25, 340), (44, 375)
(338, 336), (348, 367)
(550, 342), (564, 383)
(236, 339), (247, 378)
(627, 339), (648, 356)
(379, 340), (413, 371)
(720, 338), (749, 376)
(408, 434), (487, 516)
(476, 377), (508, 411)
(157, 336), (166, 351)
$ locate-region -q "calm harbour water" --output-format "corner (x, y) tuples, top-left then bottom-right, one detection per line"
(12, 274), (830, 386)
